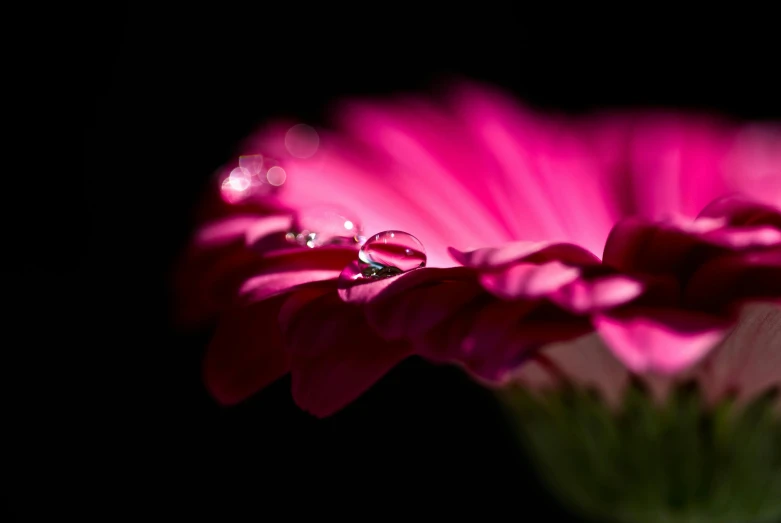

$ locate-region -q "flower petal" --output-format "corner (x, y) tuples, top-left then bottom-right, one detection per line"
(282, 292), (413, 417)
(602, 218), (709, 275)
(695, 303), (781, 407)
(685, 248), (781, 313)
(416, 298), (590, 382)
(697, 195), (781, 229)
(337, 264), (474, 304)
(509, 333), (631, 409)
(594, 308), (729, 375)
(194, 215), (268, 250)
(479, 261), (582, 300)
(548, 274), (645, 314)
(240, 270), (342, 303)
(358, 268), (484, 340)
(203, 294), (290, 405)
(449, 241), (599, 270)
(244, 214), (294, 248)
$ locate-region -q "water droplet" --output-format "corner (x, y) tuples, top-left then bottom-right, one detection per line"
(288, 206), (363, 248)
(358, 231), (426, 278)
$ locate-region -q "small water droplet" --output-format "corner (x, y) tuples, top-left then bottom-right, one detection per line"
(358, 230), (426, 278)
(288, 206), (364, 248)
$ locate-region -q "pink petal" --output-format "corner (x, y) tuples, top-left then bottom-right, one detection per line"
(244, 214), (294, 248)
(360, 270), (484, 340)
(194, 215), (268, 249)
(282, 292), (413, 417)
(479, 261), (581, 300)
(174, 246), (265, 326)
(695, 303), (781, 407)
(337, 98), (515, 246)
(697, 194), (781, 228)
(602, 218), (704, 275)
(450, 242), (599, 270)
(685, 248), (781, 313)
(239, 270), (342, 303)
(464, 303), (592, 382)
(720, 124), (781, 207)
(509, 333), (631, 409)
(451, 83), (618, 254)
(549, 274), (645, 314)
(698, 225), (781, 249)
(417, 298), (590, 382)
(252, 246), (358, 273)
(203, 295), (290, 405)
(337, 264), (474, 304)
(594, 308), (729, 375)
(624, 115), (734, 220)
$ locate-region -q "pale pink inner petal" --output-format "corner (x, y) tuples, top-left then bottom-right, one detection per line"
(696, 303), (781, 407)
(539, 333), (631, 409)
(594, 309), (729, 375)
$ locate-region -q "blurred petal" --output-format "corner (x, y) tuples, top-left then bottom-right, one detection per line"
(203, 295), (290, 405)
(594, 308), (729, 375)
(548, 274), (645, 314)
(685, 248), (781, 313)
(450, 241), (599, 270)
(283, 292), (412, 417)
(479, 261), (581, 300)
(696, 303), (781, 406)
(240, 270), (342, 303)
(697, 194), (781, 228)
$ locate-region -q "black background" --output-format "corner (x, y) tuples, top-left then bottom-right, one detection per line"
(65, 6), (781, 521)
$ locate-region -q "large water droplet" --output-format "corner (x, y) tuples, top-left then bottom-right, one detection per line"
(288, 206), (363, 248)
(358, 231), (427, 278)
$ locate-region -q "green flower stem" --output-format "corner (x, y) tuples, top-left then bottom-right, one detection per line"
(498, 382), (781, 523)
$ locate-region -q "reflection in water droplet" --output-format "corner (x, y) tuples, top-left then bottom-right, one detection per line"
(288, 206), (363, 248)
(358, 230), (426, 278)
(285, 124), (319, 158)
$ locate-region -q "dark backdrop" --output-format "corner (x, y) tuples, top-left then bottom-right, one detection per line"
(71, 7), (780, 521)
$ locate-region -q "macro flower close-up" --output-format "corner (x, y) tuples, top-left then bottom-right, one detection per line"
(175, 83), (780, 522)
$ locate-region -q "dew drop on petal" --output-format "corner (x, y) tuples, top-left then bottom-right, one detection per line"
(357, 230), (427, 278)
(288, 206), (364, 248)
(285, 124), (319, 158)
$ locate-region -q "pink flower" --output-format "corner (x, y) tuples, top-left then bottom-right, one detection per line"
(178, 84), (781, 417)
